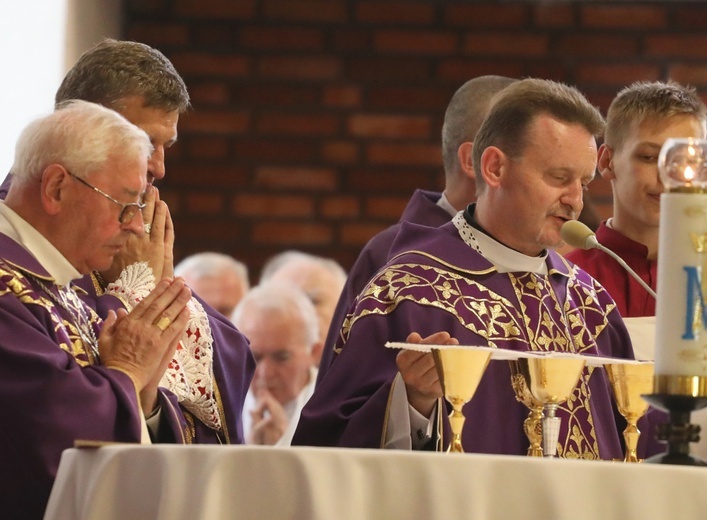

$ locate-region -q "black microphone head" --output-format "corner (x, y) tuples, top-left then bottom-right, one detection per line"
(561, 220), (596, 250)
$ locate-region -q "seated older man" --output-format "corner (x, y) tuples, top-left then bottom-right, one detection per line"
(232, 281), (319, 445)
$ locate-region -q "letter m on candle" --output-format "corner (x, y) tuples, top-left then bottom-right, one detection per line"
(683, 266), (707, 339)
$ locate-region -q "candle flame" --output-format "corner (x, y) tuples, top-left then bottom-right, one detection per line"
(684, 165), (695, 182)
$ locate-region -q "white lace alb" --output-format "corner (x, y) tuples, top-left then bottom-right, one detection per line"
(106, 262), (222, 431)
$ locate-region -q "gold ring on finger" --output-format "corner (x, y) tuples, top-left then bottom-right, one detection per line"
(154, 315), (171, 331)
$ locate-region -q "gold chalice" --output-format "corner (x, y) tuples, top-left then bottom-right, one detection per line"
(510, 360), (544, 457)
(606, 362), (654, 463)
(432, 347), (492, 453)
(516, 356), (586, 457)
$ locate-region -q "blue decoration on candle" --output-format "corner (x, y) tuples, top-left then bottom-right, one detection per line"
(683, 266), (707, 340)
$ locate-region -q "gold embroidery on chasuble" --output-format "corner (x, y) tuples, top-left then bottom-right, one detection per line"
(341, 260), (525, 346)
(507, 270), (617, 460)
(0, 265), (98, 367)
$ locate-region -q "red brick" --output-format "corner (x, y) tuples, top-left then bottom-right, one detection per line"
(183, 137), (231, 159)
(356, 2), (435, 25)
(556, 35), (639, 57)
(437, 59), (524, 81)
(524, 62), (567, 82)
(366, 196), (411, 219)
(646, 36), (707, 58)
(167, 164), (249, 189)
(346, 169), (433, 192)
(254, 167), (338, 191)
(257, 56), (342, 81)
(576, 63), (661, 86)
(374, 30), (458, 55)
(180, 110), (250, 134)
(235, 140), (318, 162)
(174, 217), (242, 242)
(185, 193), (225, 214)
(188, 83), (230, 105)
(321, 141), (360, 163)
(256, 113), (339, 136)
(191, 25), (240, 47)
(323, 85), (362, 108)
(263, 0), (348, 22)
(253, 222), (333, 245)
(674, 6), (707, 29)
(320, 196), (360, 219)
(160, 191), (180, 214)
(237, 85), (319, 106)
(533, 4), (575, 27)
(174, 0), (256, 18)
(240, 27), (326, 50)
(348, 115), (431, 139)
(170, 52), (250, 77)
(348, 58), (431, 81)
(127, 23), (189, 46)
(464, 33), (549, 57)
(445, 5), (529, 28)
(581, 5), (666, 29)
(668, 65), (707, 87)
(331, 29), (371, 52)
(232, 194), (315, 217)
(587, 176), (613, 199)
(367, 143), (443, 167)
(369, 86), (454, 110)
(584, 91), (618, 116)
(125, 0), (167, 14)
(340, 223), (389, 246)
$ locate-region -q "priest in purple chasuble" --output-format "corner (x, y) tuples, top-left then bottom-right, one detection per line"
(0, 39), (256, 446)
(293, 212), (633, 458)
(0, 101), (195, 520)
(293, 78), (633, 459)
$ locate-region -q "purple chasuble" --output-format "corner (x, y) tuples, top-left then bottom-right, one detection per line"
(294, 219), (633, 460)
(2, 172), (255, 446)
(318, 189), (450, 383)
(0, 233), (184, 520)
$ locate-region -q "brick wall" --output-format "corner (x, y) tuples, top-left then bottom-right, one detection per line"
(124, 0), (707, 280)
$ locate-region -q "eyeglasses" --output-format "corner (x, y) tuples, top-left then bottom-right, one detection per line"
(68, 171), (146, 224)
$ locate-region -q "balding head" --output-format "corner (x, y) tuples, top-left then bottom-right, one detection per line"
(441, 75), (518, 178)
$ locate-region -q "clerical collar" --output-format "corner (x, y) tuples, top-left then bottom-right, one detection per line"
(0, 201), (81, 286)
(436, 191), (458, 217)
(455, 204), (548, 275)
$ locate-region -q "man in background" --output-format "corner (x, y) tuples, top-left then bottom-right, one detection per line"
(260, 250), (346, 367)
(232, 282), (319, 445)
(175, 252), (250, 317)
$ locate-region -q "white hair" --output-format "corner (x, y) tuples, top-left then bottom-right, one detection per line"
(11, 99), (152, 184)
(231, 281), (319, 352)
(175, 252), (249, 288)
(259, 249), (346, 286)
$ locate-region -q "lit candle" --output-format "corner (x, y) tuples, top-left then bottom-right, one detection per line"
(655, 138), (707, 395)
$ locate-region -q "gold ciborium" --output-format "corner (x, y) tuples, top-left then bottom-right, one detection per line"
(432, 347), (492, 453)
(516, 355), (586, 457)
(606, 362), (654, 463)
(510, 360), (544, 457)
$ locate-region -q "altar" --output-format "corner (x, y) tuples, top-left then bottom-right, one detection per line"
(44, 444), (707, 520)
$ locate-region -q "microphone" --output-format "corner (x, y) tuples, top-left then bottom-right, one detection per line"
(561, 220), (657, 300)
